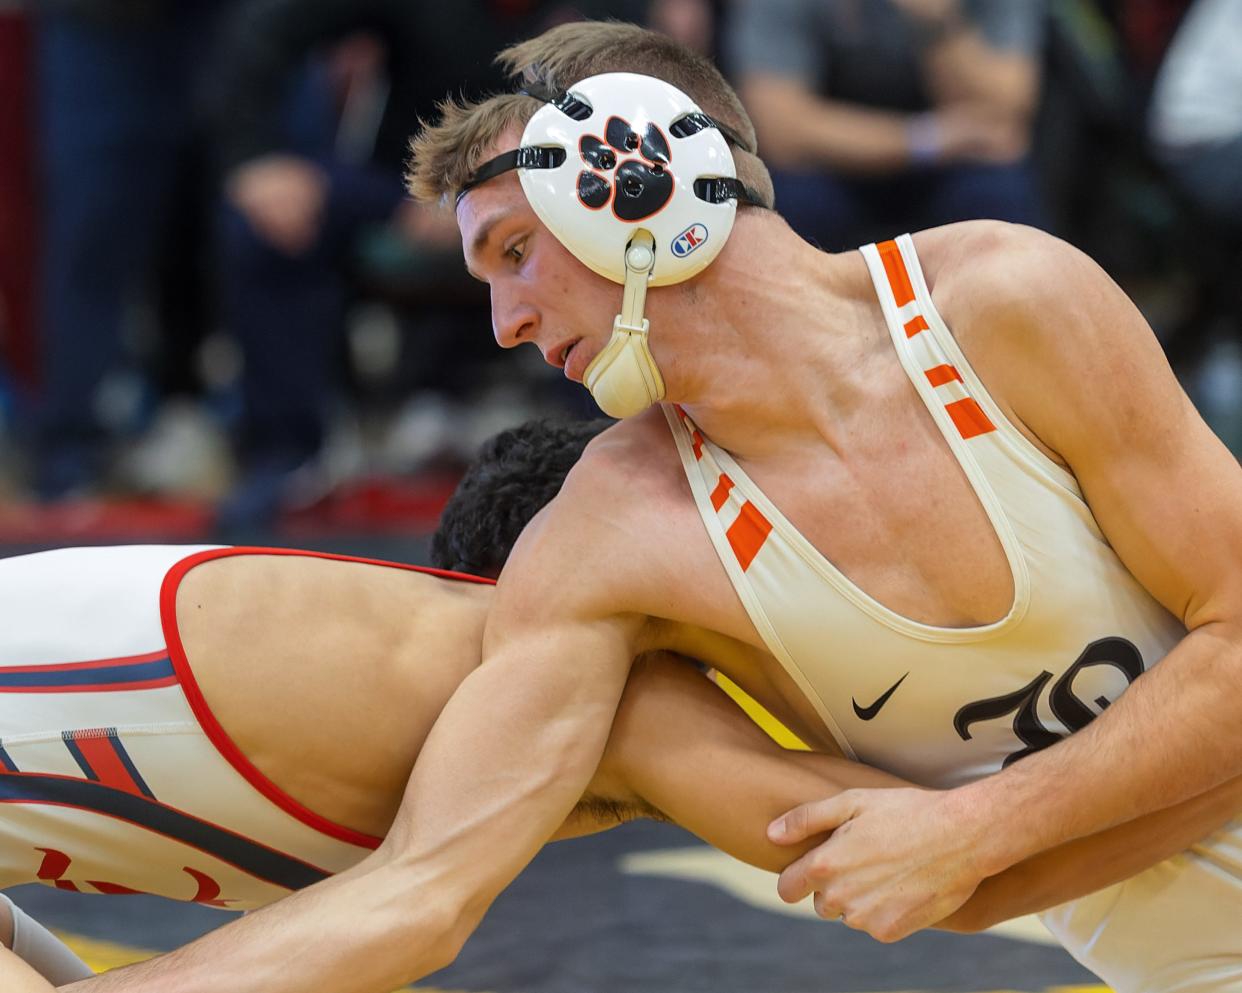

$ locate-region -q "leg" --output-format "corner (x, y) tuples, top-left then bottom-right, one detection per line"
(0, 894), (92, 984)
(33, 12), (203, 496)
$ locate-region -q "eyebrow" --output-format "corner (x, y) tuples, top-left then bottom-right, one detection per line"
(467, 210), (515, 276)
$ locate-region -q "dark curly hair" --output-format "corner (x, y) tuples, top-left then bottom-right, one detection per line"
(431, 417), (614, 577)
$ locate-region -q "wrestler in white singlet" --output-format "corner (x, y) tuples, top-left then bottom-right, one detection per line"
(666, 236), (1242, 993)
(0, 545), (489, 911)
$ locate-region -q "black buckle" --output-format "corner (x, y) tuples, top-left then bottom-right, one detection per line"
(670, 111), (751, 152)
(456, 146), (567, 204)
(693, 176), (764, 207)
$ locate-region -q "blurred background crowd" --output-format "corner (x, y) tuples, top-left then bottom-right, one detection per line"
(0, 0), (1238, 548)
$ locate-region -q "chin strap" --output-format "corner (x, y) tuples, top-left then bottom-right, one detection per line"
(583, 230), (666, 418)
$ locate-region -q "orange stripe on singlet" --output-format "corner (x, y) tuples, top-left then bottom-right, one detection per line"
(674, 405), (705, 460)
(945, 397), (996, 439)
(727, 502), (773, 572)
(904, 314), (929, 338)
(878, 240), (916, 308)
(710, 474), (735, 512)
(925, 363), (963, 387)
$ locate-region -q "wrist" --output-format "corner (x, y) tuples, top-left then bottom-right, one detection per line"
(906, 112), (944, 166)
(945, 778), (1034, 877)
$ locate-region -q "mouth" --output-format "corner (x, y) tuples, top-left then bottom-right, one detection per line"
(547, 338), (582, 374)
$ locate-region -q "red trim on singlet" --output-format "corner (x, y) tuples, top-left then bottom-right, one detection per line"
(0, 651), (168, 673)
(160, 546), (495, 851)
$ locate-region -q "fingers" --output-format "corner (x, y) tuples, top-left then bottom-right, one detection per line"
(812, 890), (843, 922)
(768, 792), (857, 845)
(776, 849), (817, 903)
(812, 889), (923, 943)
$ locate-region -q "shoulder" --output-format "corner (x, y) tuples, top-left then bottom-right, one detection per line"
(914, 221), (1169, 460)
(916, 221), (1089, 304)
(495, 410), (690, 617)
(557, 408), (688, 506)
(917, 221), (1147, 364)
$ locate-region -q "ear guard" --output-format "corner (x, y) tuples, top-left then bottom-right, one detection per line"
(459, 72), (763, 417)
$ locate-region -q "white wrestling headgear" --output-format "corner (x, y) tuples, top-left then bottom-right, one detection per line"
(457, 72), (763, 418)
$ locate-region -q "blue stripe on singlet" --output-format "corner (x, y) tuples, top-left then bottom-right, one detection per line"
(0, 657), (175, 689)
(61, 734), (97, 782)
(109, 734), (156, 800)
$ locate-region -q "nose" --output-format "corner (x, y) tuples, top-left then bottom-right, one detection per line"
(490, 284), (539, 350)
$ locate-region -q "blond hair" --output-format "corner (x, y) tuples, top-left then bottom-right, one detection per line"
(407, 20), (774, 208)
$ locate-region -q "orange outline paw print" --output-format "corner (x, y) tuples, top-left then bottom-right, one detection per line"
(576, 116), (674, 222)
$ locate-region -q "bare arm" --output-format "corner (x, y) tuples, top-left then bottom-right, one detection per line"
(595, 652), (1242, 930)
(742, 76), (921, 174)
(890, 0), (1041, 118)
(761, 224), (1242, 941)
(952, 227), (1242, 868)
(739, 0), (1037, 174)
(63, 472), (650, 993)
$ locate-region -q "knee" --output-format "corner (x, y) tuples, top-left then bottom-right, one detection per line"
(0, 894), (13, 950)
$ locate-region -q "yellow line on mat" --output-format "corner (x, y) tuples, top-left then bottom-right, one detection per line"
(53, 930), (1111, 993)
(53, 930), (490, 993)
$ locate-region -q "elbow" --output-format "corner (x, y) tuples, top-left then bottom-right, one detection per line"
(428, 912), (471, 975)
(392, 895), (475, 979)
(376, 862), (483, 980)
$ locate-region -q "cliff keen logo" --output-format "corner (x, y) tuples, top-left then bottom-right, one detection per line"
(672, 223), (709, 258)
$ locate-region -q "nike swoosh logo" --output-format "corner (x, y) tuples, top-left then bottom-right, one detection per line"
(852, 672), (910, 721)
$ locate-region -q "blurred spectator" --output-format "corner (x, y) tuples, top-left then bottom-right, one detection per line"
(208, 0), (649, 527)
(1148, 0), (1242, 225)
(0, 3), (38, 397)
(724, 0), (1048, 251)
(648, 0), (718, 54)
(31, 0), (231, 500)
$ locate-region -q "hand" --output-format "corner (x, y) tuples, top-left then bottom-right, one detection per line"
(226, 154), (329, 257)
(767, 787), (992, 942)
(932, 104), (1028, 165)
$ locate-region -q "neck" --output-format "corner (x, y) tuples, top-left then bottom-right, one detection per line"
(645, 213), (883, 459)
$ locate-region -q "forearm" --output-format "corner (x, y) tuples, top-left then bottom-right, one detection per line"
(69, 638), (627, 993)
(607, 652), (1242, 923)
(1, 949), (53, 993)
(959, 624), (1242, 877)
(921, 29), (1038, 120)
(60, 849), (449, 993)
(948, 771), (1242, 932)
(602, 655), (907, 870)
(741, 77), (920, 174)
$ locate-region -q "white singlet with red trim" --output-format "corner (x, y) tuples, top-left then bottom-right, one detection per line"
(664, 235), (1242, 992)
(0, 544), (491, 911)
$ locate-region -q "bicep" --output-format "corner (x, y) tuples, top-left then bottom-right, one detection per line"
(981, 229), (1242, 630)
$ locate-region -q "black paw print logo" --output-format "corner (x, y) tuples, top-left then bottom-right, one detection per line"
(576, 117), (673, 222)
